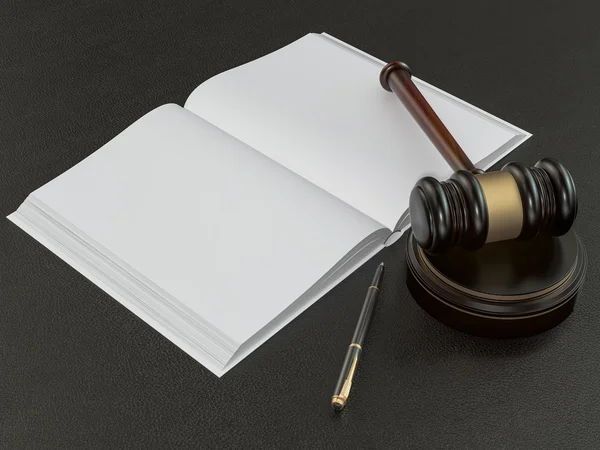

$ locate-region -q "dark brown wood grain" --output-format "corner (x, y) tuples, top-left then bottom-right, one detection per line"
(380, 61), (477, 172)
(405, 229), (587, 338)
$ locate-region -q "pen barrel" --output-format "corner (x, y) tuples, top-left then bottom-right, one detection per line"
(331, 263), (384, 411)
(351, 286), (380, 347)
(332, 344), (361, 406)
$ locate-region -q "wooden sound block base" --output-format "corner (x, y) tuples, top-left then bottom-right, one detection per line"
(406, 230), (587, 338)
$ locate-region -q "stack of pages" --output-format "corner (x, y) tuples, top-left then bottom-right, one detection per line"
(9, 33), (530, 376)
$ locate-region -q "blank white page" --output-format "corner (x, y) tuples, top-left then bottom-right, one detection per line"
(185, 33), (530, 230)
(29, 104), (386, 347)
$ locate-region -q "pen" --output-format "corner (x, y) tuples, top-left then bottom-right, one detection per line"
(331, 262), (384, 411)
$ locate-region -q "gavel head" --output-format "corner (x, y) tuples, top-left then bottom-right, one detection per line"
(410, 158), (577, 254)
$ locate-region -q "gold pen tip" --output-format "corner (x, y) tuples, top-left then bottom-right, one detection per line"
(331, 396), (345, 412)
(379, 262), (384, 267)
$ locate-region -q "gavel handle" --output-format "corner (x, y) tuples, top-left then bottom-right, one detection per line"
(380, 61), (478, 173)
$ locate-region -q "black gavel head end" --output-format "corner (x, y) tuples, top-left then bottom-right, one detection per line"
(409, 158), (577, 254)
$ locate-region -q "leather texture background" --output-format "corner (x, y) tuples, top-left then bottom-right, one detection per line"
(2, 0), (600, 448)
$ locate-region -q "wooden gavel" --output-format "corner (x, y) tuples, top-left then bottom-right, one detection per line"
(380, 62), (578, 254)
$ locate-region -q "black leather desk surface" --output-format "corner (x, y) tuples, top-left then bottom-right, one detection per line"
(2, 1), (600, 448)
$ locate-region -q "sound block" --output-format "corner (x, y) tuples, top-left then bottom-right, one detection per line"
(406, 229), (587, 338)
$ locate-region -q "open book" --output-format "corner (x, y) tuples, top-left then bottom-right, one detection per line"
(8, 33), (530, 376)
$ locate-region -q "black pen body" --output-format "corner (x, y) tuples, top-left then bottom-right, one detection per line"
(331, 264), (383, 411)
(350, 281), (381, 348)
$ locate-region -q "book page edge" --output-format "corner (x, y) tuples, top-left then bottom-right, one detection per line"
(7, 211), (228, 378)
(219, 239), (386, 376)
(318, 32), (532, 143)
